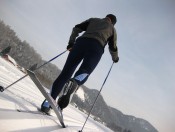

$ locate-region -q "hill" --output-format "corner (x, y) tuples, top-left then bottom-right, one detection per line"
(72, 85), (158, 132)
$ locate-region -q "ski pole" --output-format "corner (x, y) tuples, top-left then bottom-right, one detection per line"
(0, 49), (68, 92)
(79, 62), (114, 132)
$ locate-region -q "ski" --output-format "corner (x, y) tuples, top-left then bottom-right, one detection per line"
(17, 108), (51, 116)
(27, 69), (66, 128)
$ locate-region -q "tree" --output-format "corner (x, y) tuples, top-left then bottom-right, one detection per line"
(0, 20), (61, 88)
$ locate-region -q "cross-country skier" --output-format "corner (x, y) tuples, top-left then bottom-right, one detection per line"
(41, 14), (119, 114)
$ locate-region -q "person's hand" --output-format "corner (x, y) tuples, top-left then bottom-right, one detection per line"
(113, 57), (119, 63)
(67, 42), (74, 51)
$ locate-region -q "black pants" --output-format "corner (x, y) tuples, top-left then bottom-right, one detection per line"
(51, 38), (104, 100)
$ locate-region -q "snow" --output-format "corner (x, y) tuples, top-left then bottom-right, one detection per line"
(0, 57), (112, 132)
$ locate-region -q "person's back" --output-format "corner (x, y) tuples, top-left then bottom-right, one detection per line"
(81, 18), (114, 47)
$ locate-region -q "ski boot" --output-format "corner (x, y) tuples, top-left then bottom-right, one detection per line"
(41, 99), (51, 115)
(58, 79), (79, 110)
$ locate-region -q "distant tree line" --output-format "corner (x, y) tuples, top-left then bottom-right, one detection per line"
(0, 20), (61, 88)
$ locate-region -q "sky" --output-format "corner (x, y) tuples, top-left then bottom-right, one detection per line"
(0, 0), (175, 132)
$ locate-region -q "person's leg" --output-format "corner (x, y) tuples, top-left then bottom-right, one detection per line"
(73, 39), (104, 85)
(58, 39), (104, 110)
(41, 39), (87, 113)
(41, 50), (83, 113)
(51, 42), (85, 100)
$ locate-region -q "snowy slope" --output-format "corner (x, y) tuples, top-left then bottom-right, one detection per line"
(0, 57), (112, 132)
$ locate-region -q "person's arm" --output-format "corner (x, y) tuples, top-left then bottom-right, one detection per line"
(67, 19), (90, 50)
(108, 28), (119, 63)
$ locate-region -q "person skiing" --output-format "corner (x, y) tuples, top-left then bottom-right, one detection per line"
(41, 14), (119, 114)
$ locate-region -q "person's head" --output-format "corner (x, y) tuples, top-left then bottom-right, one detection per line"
(106, 14), (117, 25)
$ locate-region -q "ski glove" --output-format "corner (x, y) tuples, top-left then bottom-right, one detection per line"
(113, 57), (119, 63)
(109, 48), (119, 63)
(67, 42), (74, 51)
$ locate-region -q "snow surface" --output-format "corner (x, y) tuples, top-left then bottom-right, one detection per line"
(0, 57), (112, 132)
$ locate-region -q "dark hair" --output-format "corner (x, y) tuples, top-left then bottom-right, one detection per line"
(106, 14), (117, 25)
